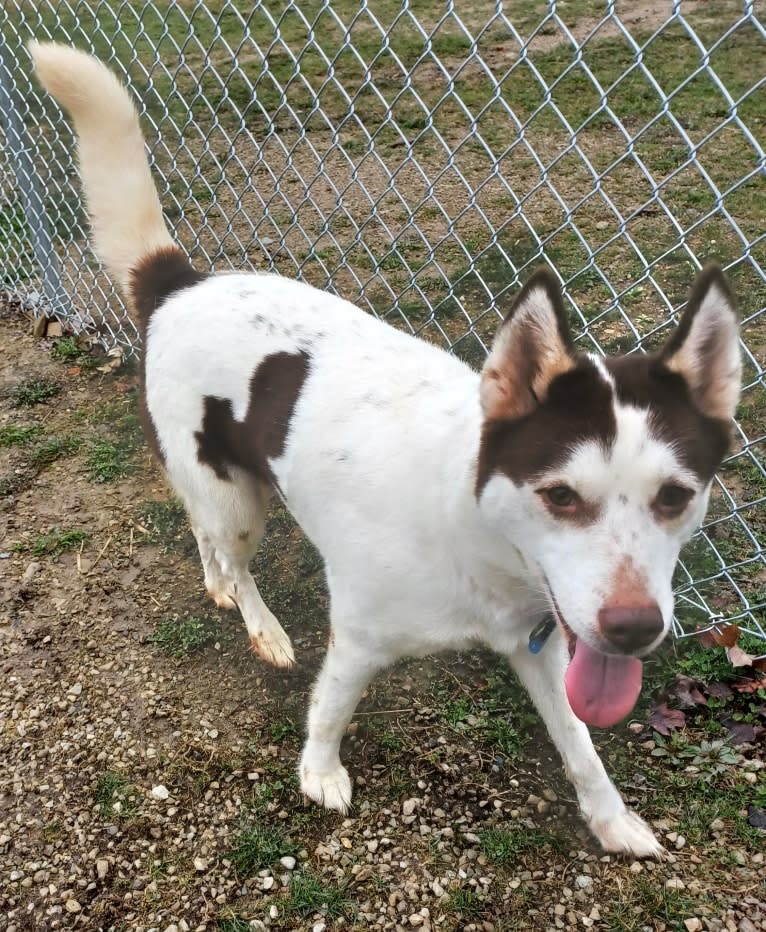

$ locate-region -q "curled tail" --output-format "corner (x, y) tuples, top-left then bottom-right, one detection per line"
(29, 41), (200, 323)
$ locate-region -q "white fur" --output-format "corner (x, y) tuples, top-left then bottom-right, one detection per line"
(30, 42), (742, 860)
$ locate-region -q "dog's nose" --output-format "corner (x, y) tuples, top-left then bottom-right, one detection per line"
(598, 604), (664, 653)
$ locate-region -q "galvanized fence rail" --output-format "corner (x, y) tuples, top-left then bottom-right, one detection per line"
(1, 1), (764, 650)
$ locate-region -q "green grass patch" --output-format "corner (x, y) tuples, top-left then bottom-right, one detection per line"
(137, 498), (189, 550)
(0, 424), (43, 447)
(94, 771), (137, 820)
(285, 870), (354, 920)
(29, 434), (82, 468)
(15, 527), (90, 558)
(11, 377), (61, 407)
(228, 820), (298, 876)
(479, 825), (563, 866)
(148, 614), (219, 658)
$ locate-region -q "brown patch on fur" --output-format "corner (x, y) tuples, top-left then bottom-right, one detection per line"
(606, 354), (730, 481)
(130, 246), (208, 465)
(195, 351), (311, 485)
(476, 356), (616, 495)
(606, 556), (651, 605)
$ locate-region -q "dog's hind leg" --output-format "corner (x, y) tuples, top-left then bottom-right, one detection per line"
(508, 630), (664, 858)
(185, 478), (294, 669)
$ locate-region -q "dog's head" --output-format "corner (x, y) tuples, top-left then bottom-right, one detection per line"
(476, 264), (741, 727)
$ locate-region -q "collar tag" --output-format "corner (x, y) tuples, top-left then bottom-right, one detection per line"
(528, 614), (556, 654)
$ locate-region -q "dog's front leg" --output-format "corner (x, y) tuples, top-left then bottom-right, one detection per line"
(299, 628), (382, 815)
(508, 630), (664, 858)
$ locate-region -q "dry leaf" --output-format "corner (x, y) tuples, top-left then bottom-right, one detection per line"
(728, 644), (757, 668)
(695, 623), (740, 648)
(648, 703), (686, 736)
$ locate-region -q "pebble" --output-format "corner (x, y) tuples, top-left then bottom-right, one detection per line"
(64, 899), (81, 913)
(96, 859), (109, 880)
(665, 877), (685, 890)
(193, 857), (208, 872)
(684, 920), (703, 932)
(151, 785), (170, 801)
(312, 923), (326, 932)
(402, 797), (420, 816)
(279, 856), (296, 870)
(575, 875), (593, 889)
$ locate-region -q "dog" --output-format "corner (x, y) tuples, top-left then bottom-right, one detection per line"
(30, 42), (741, 858)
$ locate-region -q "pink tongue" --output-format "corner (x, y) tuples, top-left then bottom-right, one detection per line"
(564, 638), (643, 728)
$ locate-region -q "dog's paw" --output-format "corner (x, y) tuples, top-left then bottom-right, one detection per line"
(300, 762), (352, 814)
(590, 808), (666, 859)
(249, 624), (295, 669)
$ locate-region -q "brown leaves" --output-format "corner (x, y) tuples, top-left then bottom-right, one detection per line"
(647, 703), (687, 736)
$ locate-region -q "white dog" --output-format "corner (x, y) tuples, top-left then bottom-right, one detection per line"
(31, 42), (741, 858)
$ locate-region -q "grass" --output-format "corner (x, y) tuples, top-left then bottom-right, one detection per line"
(479, 825), (563, 866)
(15, 527), (90, 558)
(137, 498), (189, 550)
(148, 614), (219, 658)
(94, 771), (137, 820)
(285, 870), (354, 919)
(28, 433), (81, 467)
(227, 820), (298, 876)
(0, 424), (43, 447)
(10, 377), (61, 407)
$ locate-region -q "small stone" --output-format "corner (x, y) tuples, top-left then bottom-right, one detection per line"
(262, 876), (274, 890)
(64, 899), (81, 913)
(575, 874), (593, 889)
(68, 683), (82, 697)
(709, 818), (725, 833)
(96, 860), (109, 880)
(164, 926), (178, 932)
(665, 877), (685, 891)
(193, 857), (208, 872)
(340, 836), (352, 849)
(675, 835), (686, 849)
(629, 861), (643, 873)
(402, 797), (420, 817)
(269, 905), (278, 920)
(151, 785), (170, 801)
(208, 729), (219, 739)
(409, 915), (424, 927)
(312, 923), (326, 932)
(684, 920), (703, 932)
(279, 856), (296, 870)
(737, 920), (757, 932)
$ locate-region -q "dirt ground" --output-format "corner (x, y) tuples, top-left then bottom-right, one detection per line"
(1, 302), (764, 932)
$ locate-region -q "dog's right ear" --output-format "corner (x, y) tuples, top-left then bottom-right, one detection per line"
(480, 268), (576, 421)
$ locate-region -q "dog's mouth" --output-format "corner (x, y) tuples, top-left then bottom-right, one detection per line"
(547, 590), (643, 730)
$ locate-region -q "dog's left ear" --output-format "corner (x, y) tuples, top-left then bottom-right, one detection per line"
(480, 268), (576, 421)
(659, 263), (741, 422)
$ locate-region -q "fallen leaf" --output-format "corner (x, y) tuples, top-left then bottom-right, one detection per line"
(705, 681), (733, 700)
(669, 675), (707, 709)
(695, 623), (739, 648)
(728, 645), (758, 668)
(746, 805), (766, 829)
(648, 703), (686, 736)
(722, 719), (762, 745)
(731, 676), (766, 694)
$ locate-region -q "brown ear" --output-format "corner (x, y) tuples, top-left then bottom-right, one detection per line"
(480, 268), (576, 421)
(660, 263), (741, 422)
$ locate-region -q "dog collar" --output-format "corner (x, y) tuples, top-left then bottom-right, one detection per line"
(528, 614), (556, 654)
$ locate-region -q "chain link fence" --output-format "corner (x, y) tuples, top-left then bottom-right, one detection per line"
(1, 1), (764, 650)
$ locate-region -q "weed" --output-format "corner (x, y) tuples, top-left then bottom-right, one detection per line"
(0, 424), (42, 447)
(148, 615), (219, 658)
(86, 438), (136, 482)
(216, 918), (251, 932)
(269, 718), (299, 743)
(286, 870), (354, 919)
(11, 377), (60, 407)
(479, 825), (562, 866)
(29, 434), (81, 468)
(228, 820), (297, 876)
(50, 336), (82, 361)
(137, 498), (189, 550)
(651, 734), (743, 782)
(94, 771), (136, 819)
(15, 528), (90, 558)
(448, 887), (486, 920)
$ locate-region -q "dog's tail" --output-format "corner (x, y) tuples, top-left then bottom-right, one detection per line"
(29, 41), (200, 323)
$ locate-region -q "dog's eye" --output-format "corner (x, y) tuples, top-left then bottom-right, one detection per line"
(654, 484), (694, 517)
(540, 485), (579, 509)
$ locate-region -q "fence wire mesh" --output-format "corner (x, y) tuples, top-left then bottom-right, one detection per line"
(1, 1), (764, 649)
